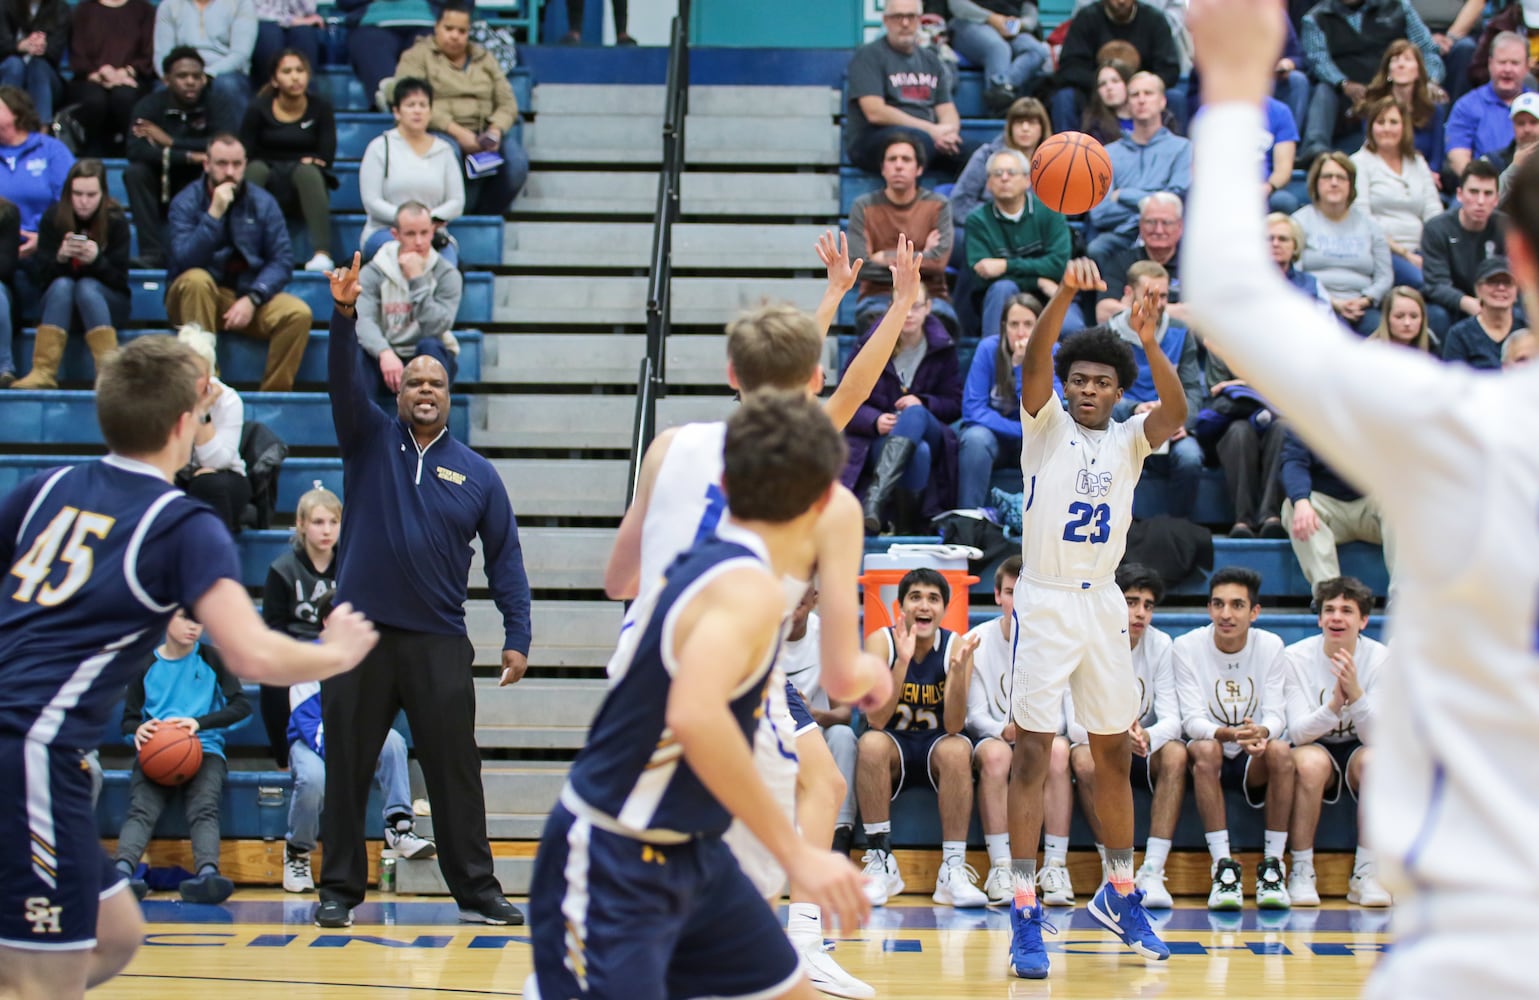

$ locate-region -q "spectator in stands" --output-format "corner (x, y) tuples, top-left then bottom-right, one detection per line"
(338, 0), (431, 103)
(1294, 152), (1392, 335)
(1069, 562), (1187, 909)
(1174, 568), (1295, 911)
(1445, 30), (1532, 175)
(1498, 92), (1539, 196)
(1086, 72), (1192, 258)
(1201, 338), (1288, 538)
(1442, 254), (1518, 367)
(958, 293), (1038, 507)
(841, 283), (963, 534)
(1420, 159), (1504, 334)
(1281, 427), (1397, 586)
(1276, 14), (1312, 134)
(965, 148), (1072, 344)
(0, 85), (73, 266)
(284, 592), (435, 894)
(857, 568), (989, 908)
(1298, 0), (1445, 163)
(165, 133), (312, 392)
(1283, 575), (1391, 909)
(1419, 0), (1476, 97)
(68, 0), (156, 157)
(0, 196), (17, 386)
(1094, 191), (1184, 325)
(1082, 58), (1136, 145)
(0, 0), (69, 122)
(396, 2), (529, 216)
(154, 0), (257, 134)
(125, 47), (217, 269)
(844, 0), (972, 177)
(1361, 39), (1448, 175)
(949, 96), (1051, 251)
(1103, 260), (1205, 519)
(1051, 0), (1182, 134)
(176, 323), (252, 534)
(778, 586), (860, 856)
(1351, 96), (1442, 286)
(15, 159), (129, 389)
(1262, 95), (1302, 213)
(358, 77), (463, 264)
(242, 48), (337, 273)
(947, 0), (1051, 115)
(1369, 283), (1437, 350)
(1270, 210), (1337, 313)
(113, 607), (252, 903)
(260, 485), (341, 768)
(320, 260), (530, 929)
(560, 0), (636, 46)
(356, 200), (463, 391)
(848, 135), (956, 331)
(1502, 327), (1538, 366)
(251, 0), (322, 84)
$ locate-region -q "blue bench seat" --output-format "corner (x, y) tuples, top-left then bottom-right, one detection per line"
(125, 269), (493, 325)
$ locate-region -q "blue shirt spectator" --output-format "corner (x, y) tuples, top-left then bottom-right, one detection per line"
(0, 91), (73, 235)
(1445, 31), (1532, 175)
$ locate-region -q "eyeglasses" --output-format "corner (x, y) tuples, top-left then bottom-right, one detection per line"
(884, 12), (920, 21)
(988, 168), (1024, 178)
(1142, 218), (1179, 229)
(1318, 172), (1350, 182)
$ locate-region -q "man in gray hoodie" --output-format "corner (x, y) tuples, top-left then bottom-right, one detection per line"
(1086, 72), (1192, 259)
(355, 201), (464, 392)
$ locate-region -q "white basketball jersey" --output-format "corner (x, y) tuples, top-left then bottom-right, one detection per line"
(964, 617), (1013, 740)
(1283, 633), (1385, 747)
(1171, 625), (1287, 759)
(1018, 402), (1153, 584)
(1131, 625), (1183, 754)
(638, 421), (728, 596)
(780, 614), (828, 711)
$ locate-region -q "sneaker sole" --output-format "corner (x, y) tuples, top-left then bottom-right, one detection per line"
(179, 877), (234, 904)
(1256, 897), (1292, 910)
(396, 844), (437, 860)
(1208, 898), (1243, 911)
(1042, 893), (1075, 906)
(803, 954), (876, 1000)
(1009, 961), (1050, 980)
(1347, 892), (1391, 907)
(315, 912), (353, 928)
(985, 895), (1012, 908)
(457, 909), (526, 926)
(1086, 895), (1169, 962)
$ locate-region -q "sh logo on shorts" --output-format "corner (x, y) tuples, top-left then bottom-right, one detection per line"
(24, 897), (62, 934)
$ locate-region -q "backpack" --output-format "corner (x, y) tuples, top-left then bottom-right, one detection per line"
(239, 421), (288, 530)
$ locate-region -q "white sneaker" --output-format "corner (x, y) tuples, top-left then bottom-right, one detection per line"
(1035, 862), (1075, 906)
(283, 849), (313, 893)
(932, 861), (989, 907)
(303, 252), (336, 273)
(860, 850), (903, 907)
(984, 862), (1014, 907)
(1134, 861), (1172, 909)
(1288, 859), (1321, 907)
(1348, 864), (1392, 907)
(799, 942), (875, 999)
(384, 821), (437, 860)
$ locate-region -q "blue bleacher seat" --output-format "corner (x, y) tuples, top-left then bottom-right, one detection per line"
(959, 118), (1004, 148)
(951, 70), (986, 120)
(0, 454), (346, 516)
(15, 328), (482, 386)
(0, 391), (469, 447)
(127, 269), (493, 325)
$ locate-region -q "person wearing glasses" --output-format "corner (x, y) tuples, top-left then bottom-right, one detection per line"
(964, 148), (1072, 343)
(844, 0), (977, 176)
(1292, 152), (1392, 336)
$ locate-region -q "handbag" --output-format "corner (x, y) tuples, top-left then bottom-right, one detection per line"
(49, 105), (85, 156)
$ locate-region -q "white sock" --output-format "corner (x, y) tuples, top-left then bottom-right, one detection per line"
(1354, 846), (1374, 872)
(1205, 831), (1231, 865)
(985, 833), (1011, 868)
(863, 821), (890, 836)
(787, 902), (822, 952)
(1094, 842), (1107, 864)
(1264, 829), (1288, 860)
(1292, 848), (1314, 869)
(1143, 837), (1172, 872)
(942, 840), (966, 868)
(1043, 834), (1069, 868)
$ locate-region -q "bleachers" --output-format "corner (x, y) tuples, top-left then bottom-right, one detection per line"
(119, 269), (493, 326)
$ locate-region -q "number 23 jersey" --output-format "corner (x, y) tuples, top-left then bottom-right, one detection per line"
(1019, 401), (1152, 583)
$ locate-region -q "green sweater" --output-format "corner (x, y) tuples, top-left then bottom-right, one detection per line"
(964, 196), (1070, 284)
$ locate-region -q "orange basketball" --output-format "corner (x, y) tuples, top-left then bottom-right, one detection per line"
(139, 725), (203, 786)
(1030, 132), (1113, 216)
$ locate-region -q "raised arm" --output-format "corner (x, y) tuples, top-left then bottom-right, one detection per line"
(810, 229), (861, 338)
(326, 253), (391, 452)
(1135, 289), (1189, 445)
(825, 235), (921, 430)
(1023, 259), (1103, 416)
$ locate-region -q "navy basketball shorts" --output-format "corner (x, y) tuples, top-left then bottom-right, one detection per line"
(528, 804), (802, 1000)
(0, 734), (127, 950)
(785, 681), (818, 738)
(1219, 751), (1267, 808)
(874, 728), (952, 798)
(1320, 739), (1364, 804)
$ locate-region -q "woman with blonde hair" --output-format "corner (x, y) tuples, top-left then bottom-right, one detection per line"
(950, 96), (1053, 227)
(176, 323), (250, 533)
(1369, 285), (1435, 353)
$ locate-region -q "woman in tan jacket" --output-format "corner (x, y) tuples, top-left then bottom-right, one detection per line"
(393, 0), (527, 215)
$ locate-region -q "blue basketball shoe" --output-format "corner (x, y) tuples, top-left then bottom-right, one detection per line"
(1008, 899), (1057, 979)
(1088, 883), (1170, 962)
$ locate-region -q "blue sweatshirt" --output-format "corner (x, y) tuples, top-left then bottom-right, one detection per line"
(961, 336), (1024, 441)
(327, 310), (532, 653)
(287, 680), (323, 756)
(0, 132), (74, 232)
(1088, 128), (1192, 239)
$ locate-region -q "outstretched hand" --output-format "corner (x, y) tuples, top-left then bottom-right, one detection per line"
(888, 233), (922, 305)
(1059, 257), (1106, 295)
(1188, 0), (1285, 106)
(1129, 285), (1163, 343)
(330, 251), (363, 308)
(816, 230), (862, 294)
(891, 603), (917, 664)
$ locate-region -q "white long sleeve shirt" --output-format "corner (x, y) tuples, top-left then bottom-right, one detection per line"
(1172, 624), (1287, 758)
(1283, 633), (1385, 746)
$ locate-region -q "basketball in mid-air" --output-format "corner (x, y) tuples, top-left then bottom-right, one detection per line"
(1030, 132), (1113, 216)
(139, 725), (203, 786)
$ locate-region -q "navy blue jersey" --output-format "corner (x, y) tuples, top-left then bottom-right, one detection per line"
(0, 457), (240, 747)
(568, 523), (780, 840)
(880, 626), (954, 733)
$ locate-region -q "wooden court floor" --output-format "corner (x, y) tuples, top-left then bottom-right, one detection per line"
(93, 891), (1388, 999)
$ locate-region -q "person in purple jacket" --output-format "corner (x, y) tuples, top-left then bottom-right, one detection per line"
(842, 283), (964, 534)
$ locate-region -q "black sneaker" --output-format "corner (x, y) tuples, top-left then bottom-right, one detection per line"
(128, 877), (149, 901)
(458, 896), (525, 925)
(314, 898), (353, 928)
(179, 870), (234, 904)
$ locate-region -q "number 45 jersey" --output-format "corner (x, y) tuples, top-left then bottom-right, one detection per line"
(1019, 402), (1153, 584)
(0, 457), (240, 746)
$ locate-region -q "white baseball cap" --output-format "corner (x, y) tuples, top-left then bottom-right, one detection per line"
(1524, 0), (1539, 28)
(1512, 92), (1539, 121)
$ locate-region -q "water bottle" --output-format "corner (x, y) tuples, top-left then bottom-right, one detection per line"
(379, 853), (397, 893)
(1003, 16), (1021, 36)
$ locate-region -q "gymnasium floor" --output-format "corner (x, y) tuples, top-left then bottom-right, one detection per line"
(95, 892), (1388, 999)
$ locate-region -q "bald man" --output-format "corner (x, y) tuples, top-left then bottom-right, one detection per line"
(311, 255), (532, 930)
